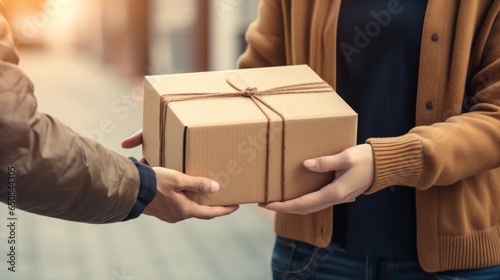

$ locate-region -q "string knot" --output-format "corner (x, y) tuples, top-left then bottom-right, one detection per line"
(243, 87), (258, 97)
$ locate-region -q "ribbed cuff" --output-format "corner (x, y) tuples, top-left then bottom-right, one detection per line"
(123, 157), (157, 221)
(365, 134), (424, 194)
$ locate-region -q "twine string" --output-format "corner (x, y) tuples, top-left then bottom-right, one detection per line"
(158, 73), (333, 202)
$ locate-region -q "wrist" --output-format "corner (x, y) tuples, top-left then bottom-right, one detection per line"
(123, 157), (157, 221)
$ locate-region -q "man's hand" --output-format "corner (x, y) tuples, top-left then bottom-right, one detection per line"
(122, 129), (239, 223)
(146, 168), (239, 223)
(259, 144), (375, 215)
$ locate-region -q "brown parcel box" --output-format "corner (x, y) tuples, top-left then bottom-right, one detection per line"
(143, 65), (357, 206)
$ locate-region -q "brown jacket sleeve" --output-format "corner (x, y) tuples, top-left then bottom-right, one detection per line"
(0, 4), (140, 223)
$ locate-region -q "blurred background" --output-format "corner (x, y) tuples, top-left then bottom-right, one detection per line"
(4, 0), (258, 74)
(0, 1), (277, 279)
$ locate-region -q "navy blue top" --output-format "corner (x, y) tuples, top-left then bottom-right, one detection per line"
(332, 0), (428, 257)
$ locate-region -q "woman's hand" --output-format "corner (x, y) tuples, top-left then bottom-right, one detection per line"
(259, 144), (375, 215)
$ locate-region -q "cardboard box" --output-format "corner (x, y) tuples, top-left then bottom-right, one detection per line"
(143, 65), (357, 206)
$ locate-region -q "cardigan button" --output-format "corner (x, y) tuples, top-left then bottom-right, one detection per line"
(426, 101), (434, 109)
(431, 33), (439, 42)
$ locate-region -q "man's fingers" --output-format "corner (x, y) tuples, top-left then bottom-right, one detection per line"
(174, 172), (220, 193)
(157, 168), (220, 193)
(121, 129), (143, 149)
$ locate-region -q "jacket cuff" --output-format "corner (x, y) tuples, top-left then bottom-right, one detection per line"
(365, 134), (424, 194)
(123, 157), (157, 221)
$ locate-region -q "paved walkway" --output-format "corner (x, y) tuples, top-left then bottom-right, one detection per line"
(0, 48), (275, 280)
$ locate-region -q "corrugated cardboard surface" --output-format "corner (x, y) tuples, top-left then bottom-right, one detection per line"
(143, 65), (357, 206)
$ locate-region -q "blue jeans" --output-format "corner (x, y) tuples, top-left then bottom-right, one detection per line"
(272, 236), (500, 280)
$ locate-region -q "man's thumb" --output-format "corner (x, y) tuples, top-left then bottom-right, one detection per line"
(183, 178), (220, 193)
